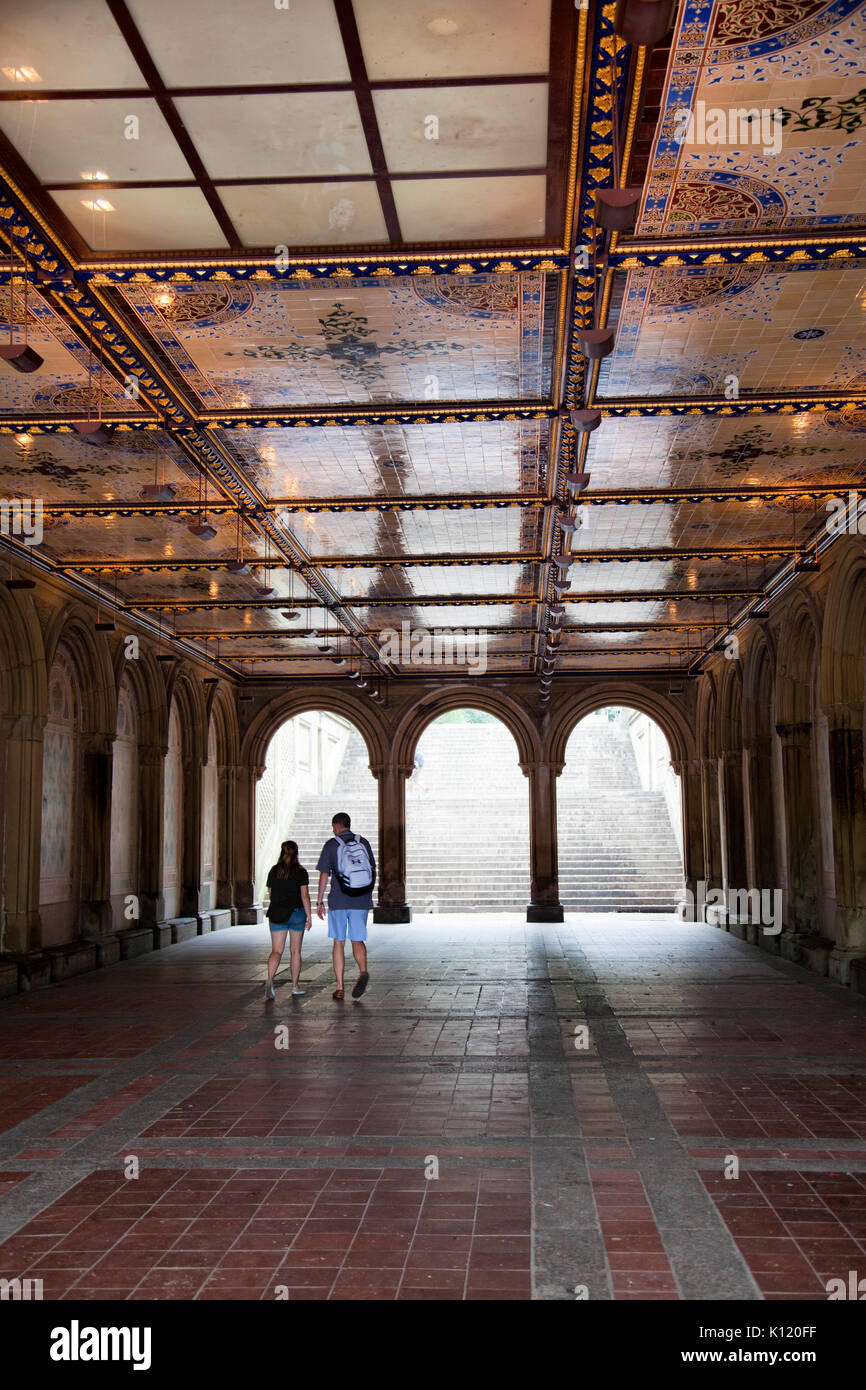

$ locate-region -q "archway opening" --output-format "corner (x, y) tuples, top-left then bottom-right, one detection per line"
(405, 708), (529, 913)
(558, 706), (683, 913)
(255, 711), (378, 899)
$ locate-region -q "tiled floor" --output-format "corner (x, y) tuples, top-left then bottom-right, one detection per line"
(1, 914), (865, 1300)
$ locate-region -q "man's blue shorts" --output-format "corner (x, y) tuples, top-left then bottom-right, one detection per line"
(328, 909), (368, 942)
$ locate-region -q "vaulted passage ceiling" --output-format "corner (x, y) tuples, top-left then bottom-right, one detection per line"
(1, 0), (865, 686)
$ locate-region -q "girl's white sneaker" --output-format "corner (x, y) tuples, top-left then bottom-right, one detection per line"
(292, 987), (305, 996)
(265, 979), (275, 1000)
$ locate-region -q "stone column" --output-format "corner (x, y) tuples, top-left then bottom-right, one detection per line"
(1, 714), (45, 954)
(233, 761), (263, 924)
(372, 760), (412, 923)
(825, 703), (866, 976)
(181, 754), (203, 919)
(776, 721), (818, 934)
(78, 733), (113, 939)
(720, 749), (748, 894)
(744, 737), (778, 892)
(137, 742), (166, 928)
(522, 760), (564, 923)
(217, 763), (236, 913)
(700, 757), (723, 904)
(672, 759), (702, 907)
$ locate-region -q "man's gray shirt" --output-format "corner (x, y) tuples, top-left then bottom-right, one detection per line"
(317, 830), (376, 911)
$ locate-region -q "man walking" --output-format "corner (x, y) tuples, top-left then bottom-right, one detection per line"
(316, 812), (376, 1001)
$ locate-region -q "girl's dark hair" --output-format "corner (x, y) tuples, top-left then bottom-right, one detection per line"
(272, 840), (303, 879)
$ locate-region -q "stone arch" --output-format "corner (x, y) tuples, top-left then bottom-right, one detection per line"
(39, 645), (82, 945)
(547, 684), (692, 769)
(820, 538), (866, 713)
(113, 643), (167, 754)
(165, 664), (208, 765)
(243, 688), (388, 776)
(775, 594), (822, 728)
(716, 660), (744, 754)
(743, 626), (776, 746)
(42, 604), (115, 739)
(110, 668), (141, 930)
(395, 685), (540, 771)
(696, 673), (718, 761)
(0, 582), (47, 721)
(207, 681), (240, 769)
(0, 585), (47, 953)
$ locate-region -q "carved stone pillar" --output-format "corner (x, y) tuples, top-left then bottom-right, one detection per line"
(181, 754), (203, 919)
(79, 732), (113, 939)
(700, 757), (722, 902)
(744, 737), (778, 893)
(372, 760), (412, 923)
(825, 703), (866, 971)
(217, 763), (236, 913)
(522, 760), (564, 922)
(720, 748), (748, 894)
(138, 742), (166, 927)
(672, 759), (702, 904)
(233, 761), (263, 924)
(776, 721), (818, 933)
(1, 714), (45, 954)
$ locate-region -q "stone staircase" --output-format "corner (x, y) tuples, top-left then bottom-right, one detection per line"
(280, 721), (683, 913)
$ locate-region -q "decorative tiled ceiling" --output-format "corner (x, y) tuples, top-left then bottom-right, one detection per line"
(1, 0), (866, 684)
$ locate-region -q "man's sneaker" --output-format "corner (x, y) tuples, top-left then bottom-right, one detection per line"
(292, 987), (305, 996)
(351, 972), (369, 999)
(265, 979), (275, 1001)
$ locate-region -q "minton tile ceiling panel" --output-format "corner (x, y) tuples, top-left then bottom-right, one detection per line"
(218, 183), (389, 248)
(353, 0), (552, 79)
(113, 273), (556, 409)
(34, 510), (269, 569)
(125, 0), (350, 86)
(172, 93), (372, 181)
(0, 432), (195, 505)
(560, 557), (765, 594)
(570, 499), (822, 552)
(392, 174), (547, 241)
(373, 85), (548, 172)
(175, 606), (335, 636)
(0, 1), (144, 89)
(564, 598), (750, 624)
(323, 562), (538, 600)
(282, 506), (540, 559)
(0, 100), (191, 183)
(362, 605), (533, 630)
(0, 293), (143, 417)
(638, 0), (866, 237)
(222, 419), (550, 499)
(584, 414), (866, 489)
(597, 261), (866, 399)
(51, 187), (230, 252)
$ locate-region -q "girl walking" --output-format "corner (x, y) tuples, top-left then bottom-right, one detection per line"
(264, 840), (312, 1000)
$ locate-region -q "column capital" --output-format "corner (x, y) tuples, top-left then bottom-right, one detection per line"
(823, 701), (864, 733)
(775, 721), (812, 743)
(4, 713), (46, 742)
(140, 742), (168, 766)
(368, 761), (414, 780)
(518, 759), (565, 778)
(82, 732), (113, 758)
(671, 757), (701, 777)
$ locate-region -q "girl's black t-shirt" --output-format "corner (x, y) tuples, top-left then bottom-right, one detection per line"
(266, 865), (309, 921)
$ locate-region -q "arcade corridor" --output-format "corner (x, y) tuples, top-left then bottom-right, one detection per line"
(1, 914), (865, 1302)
